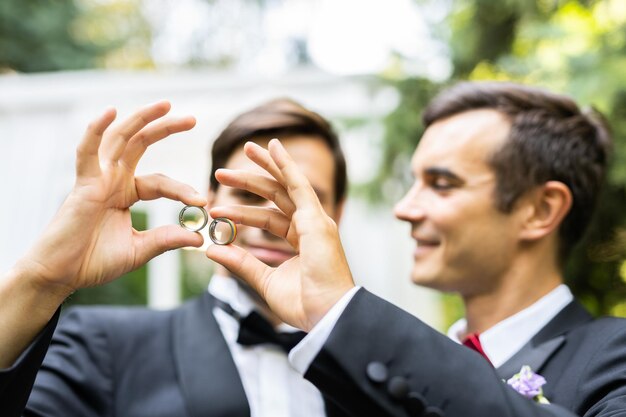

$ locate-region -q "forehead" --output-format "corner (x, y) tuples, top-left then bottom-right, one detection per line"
(224, 134), (336, 191)
(413, 109), (511, 172)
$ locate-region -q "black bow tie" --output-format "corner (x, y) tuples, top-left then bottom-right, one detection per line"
(213, 297), (306, 353)
(237, 311), (306, 353)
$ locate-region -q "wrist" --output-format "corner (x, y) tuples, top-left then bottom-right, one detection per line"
(0, 263), (70, 368)
(305, 284), (356, 331)
(7, 259), (75, 306)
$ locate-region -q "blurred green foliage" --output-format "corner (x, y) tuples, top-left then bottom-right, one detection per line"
(180, 249), (215, 301)
(377, 0), (626, 323)
(0, 0), (152, 73)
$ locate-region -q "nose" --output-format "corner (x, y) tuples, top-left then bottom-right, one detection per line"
(394, 184), (426, 223)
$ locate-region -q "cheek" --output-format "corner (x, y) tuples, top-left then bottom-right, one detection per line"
(446, 212), (514, 264)
(425, 200), (461, 233)
(431, 196), (498, 231)
(232, 222), (274, 245)
(431, 202), (504, 257)
(209, 192), (238, 208)
(231, 224), (253, 242)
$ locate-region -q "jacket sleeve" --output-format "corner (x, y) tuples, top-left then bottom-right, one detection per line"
(304, 289), (581, 417)
(571, 317), (626, 416)
(22, 308), (114, 417)
(0, 310), (60, 417)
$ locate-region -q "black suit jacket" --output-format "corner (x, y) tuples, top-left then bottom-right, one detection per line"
(0, 292), (347, 417)
(305, 289), (626, 417)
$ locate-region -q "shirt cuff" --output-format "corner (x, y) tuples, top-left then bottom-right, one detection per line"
(288, 286), (361, 374)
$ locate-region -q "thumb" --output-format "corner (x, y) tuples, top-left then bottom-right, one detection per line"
(206, 244), (272, 297)
(134, 225), (203, 266)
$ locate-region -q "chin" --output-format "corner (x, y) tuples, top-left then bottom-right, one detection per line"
(409, 269), (443, 289)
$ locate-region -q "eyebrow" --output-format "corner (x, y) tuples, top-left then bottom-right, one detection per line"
(423, 167), (465, 184)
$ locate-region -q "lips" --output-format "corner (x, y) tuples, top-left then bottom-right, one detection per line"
(416, 238), (440, 246)
(412, 234), (440, 245)
(247, 244), (296, 266)
(412, 236), (440, 257)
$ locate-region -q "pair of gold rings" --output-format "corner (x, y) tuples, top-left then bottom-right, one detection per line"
(178, 205), (236, 245)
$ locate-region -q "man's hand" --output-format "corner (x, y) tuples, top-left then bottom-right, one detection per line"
(17, 101), (206, 293)
(206, 139), (355, 331)
(0, 101), (205, 367)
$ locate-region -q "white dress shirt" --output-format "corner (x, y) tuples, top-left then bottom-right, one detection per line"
(208, 274), (326, 417)
(447, 284), (573, 368)
(290, 284), (573, 372)
(289, 286), (361, 374)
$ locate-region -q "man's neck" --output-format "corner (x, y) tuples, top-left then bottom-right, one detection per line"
(461, 259), (563, 336)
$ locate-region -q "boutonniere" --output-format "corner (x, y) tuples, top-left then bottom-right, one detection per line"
(506, 366), (550, 404)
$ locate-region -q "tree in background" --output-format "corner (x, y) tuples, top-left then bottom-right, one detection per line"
(0, 0), (151, 73)
(376, 0), (626, 321)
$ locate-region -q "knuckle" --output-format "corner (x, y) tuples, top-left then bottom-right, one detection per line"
(263, 215), (272, 231)
(134, 132), (147, 146)
(269, 188), (280, 203)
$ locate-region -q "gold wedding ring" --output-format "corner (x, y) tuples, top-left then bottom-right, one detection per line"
(208, 217), (237, 245)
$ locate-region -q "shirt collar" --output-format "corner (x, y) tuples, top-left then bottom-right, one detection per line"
(447, 284), (573, 368)
(208, 274), (256, 316)
(207, 274), (297, 332)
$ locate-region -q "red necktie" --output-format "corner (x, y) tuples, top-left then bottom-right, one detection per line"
(462, 333), (492, 365)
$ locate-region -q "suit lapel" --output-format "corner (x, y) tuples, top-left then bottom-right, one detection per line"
(496, 301), (592, 379)
(496, 335), (565, 379)
(173, 292), (250, 417)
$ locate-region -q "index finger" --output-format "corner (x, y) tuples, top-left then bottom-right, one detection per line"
(75, 108), (117, 179)
(267, 139), (323, 212)
(100, 100), (172, 163)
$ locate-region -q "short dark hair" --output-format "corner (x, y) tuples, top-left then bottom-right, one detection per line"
(209, 98), (347, 204)
(423, 81), (612, 260)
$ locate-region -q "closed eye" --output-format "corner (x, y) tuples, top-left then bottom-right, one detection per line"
(232, 189), (267, 204)
(423, 168), (464, 191)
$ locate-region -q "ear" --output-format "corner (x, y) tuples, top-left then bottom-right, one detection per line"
(519, 181), (572, 242)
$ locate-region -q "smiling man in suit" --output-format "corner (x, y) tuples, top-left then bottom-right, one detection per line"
(0, 98), (348, 416)
(204, 81), (625, 416)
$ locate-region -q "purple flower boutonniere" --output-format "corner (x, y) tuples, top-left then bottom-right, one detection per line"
(506, 366), (550, 404)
